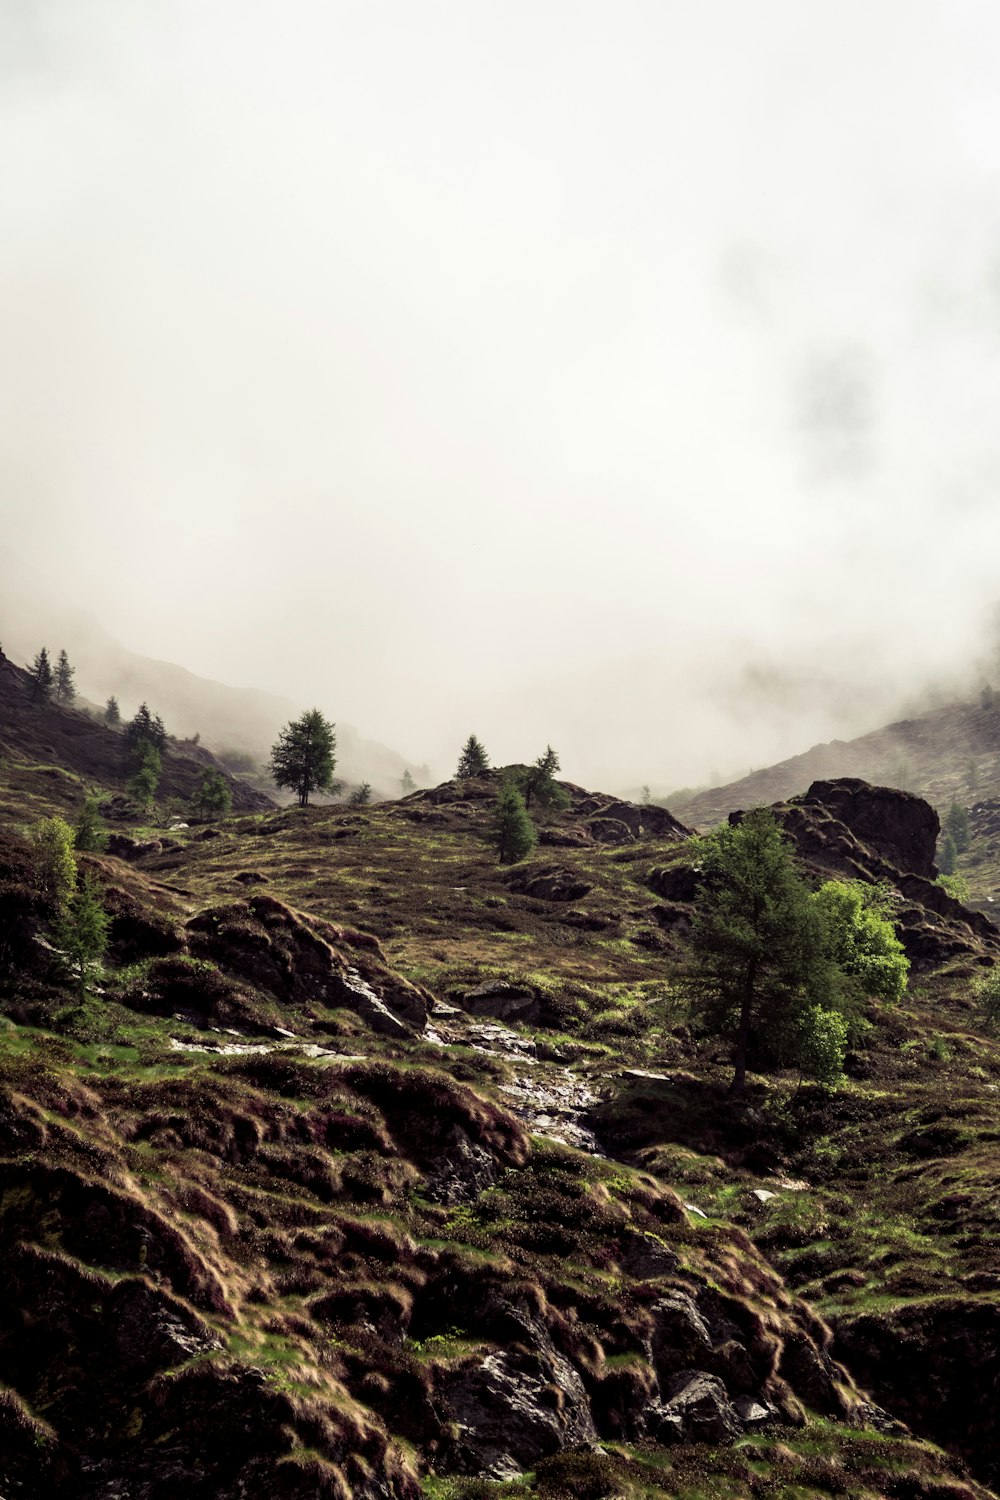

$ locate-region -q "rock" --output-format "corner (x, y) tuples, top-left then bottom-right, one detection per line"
(462, 980), (541, 1024)
(751, 1189), (777, 1204)
(644, 1404), (685, 1443)
(795, 778), (939, 878)
(538, 827), (593, 848)
(649, 1293), (714, 1376)
(329, 967), (412, 1038)
(443, 1345), (596, 1474)
(647, 864), (700, 902)
(233, 870), (269, 885)
(733, 1395), (774, 1426)
(507, 865), (592, 903)
(618, 1231), (679, 1280)
(588, 817), (635, 845)
(425, 1124), (498, 1205)
(663, 1370), (742, 1442)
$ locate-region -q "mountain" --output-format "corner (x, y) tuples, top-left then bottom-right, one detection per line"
(0, 602), (426, 798)
(3, 710), (1000, 1497)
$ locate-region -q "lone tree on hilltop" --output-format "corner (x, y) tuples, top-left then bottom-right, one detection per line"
(104, 695), (121, 728)
(518, 745), (570, 814)
(456, 735), (490, 778)
(29, 647), (53, 703)
(489, 781), (537, 864)
(191, 767), (232, 822)
(54, 649), (75, 704)
(269, 709), (338, 806)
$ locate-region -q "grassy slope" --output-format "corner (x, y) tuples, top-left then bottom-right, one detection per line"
(1, 757), (999, 1498)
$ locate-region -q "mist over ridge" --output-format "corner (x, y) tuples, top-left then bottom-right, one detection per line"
(3, 2), (1000, 791)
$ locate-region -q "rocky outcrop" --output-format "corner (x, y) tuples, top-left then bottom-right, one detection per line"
(505, 865), (592, 903)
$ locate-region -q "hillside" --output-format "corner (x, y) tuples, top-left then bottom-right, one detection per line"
(672, 693), (1000, 909)
(0, 604), (426, 797)
(0, 653), (273, 816)
(3, 732), (1000, 1497)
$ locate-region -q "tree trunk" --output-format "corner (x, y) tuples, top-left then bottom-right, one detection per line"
(729, 962), (757, 1098)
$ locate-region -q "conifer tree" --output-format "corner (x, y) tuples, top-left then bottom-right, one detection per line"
(105, 696), (121, 728)
(54, 649), (76, 704)
(127, 745), (161, 812)
(269, 709), (337, 806)
(29, 647), (53, 703)
(518, 745), (570, 814)
(349, 781), (373, 806)
(74, 796), (107, 853)
(944, 801), (971, 853)
(456, 735), (490, 777)
(55, 873), (110, 993)
(401, 769), (416, 795)
(489, 782), (537, 864)
(938, 833), (959, 875)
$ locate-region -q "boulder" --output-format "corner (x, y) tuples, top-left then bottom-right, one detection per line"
(588, 818), (635, 845)
(662, 1370), (742, 1442)
(462, 980), (541, 1024)
(506, 865), (592, 903)
(443, 1346), (596, 1474)
(649, 1292), (714, 1376)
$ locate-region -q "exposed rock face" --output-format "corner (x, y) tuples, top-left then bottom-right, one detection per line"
(443, 1343), (597, 1475)
(461, 979), (541, 1024)
(187, 894), (430, 1032)
(783, 778), (939, 878)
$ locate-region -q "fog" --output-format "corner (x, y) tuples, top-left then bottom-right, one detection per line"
(3, 1), (1000, 791)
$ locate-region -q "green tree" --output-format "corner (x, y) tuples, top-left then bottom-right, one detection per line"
(124, 702), (166, 762)
(127, 745), (161, 813)
(349, 781), (373, 806)
(684, 808), (841, 1096)
(811, 879), (908, 1010)
(518, 745), (570, 814)
(938, 833), (959, 876)
(974, 966), (1000, 1035)
(935, 870), (970, 903)
(400, 769), (416, 795)
(30, 816), (77, 908)
(456, 735), (490, 778)
(105, 695), (121, 728)
(54, 649), (75, 704)
(944, 801), (971, 853)
(489, 781), (537, 864)
(269, 709), (337, 806)
(54, 873), (110, 993)
(29, 647), (53, 703)
(73, 796), (107, 853)
(190, 767), (232, 822)
(967, 759), (979, 794)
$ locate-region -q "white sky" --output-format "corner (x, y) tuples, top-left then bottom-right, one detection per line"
(3, 1), (1000, 787)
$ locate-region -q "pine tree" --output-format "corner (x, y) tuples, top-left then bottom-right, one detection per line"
(456, 735), (490, 777)
(74, 796), (107, 853)
(54, 649), (76, 704)
(489, 782), (537, 864)
(190, 768), (232, 822)
(269, 709), (337, 806)
(349, 781), (373, 806)
(124, 702), (166, 758)
(684, 807), (840, 1096)
(944, 801), (971, 853)
(518, 745), (570, 814)
(105, 696), (121, 728)
(939, 833), (959, 875)
(401, 769), (416, 795)
(127, 745), (161, 812)
(54, 873), (110, 993)
(29, 647), (53, 703)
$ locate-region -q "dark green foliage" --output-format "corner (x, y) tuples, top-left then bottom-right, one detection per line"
(29, 647), (53, 703)
(127, 745), (161, 810)
(684, 808), (841, 1095)
(54, 873), (110, 992)
(456, 734), (490, 777)
(191, 768), (232, 822)
(54, 649), (75, 704)
(938, 832), (959, 875)
(269, 708), (337, 806)
(944, 800), (971, 853)
(517, 745), (570, 814)
(124, 702), (167, 763)
(73, 796), (107, 853)
(104, 695), (121, 727)
(489, 781), (536, 864)
(349, 781), (373, 806)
